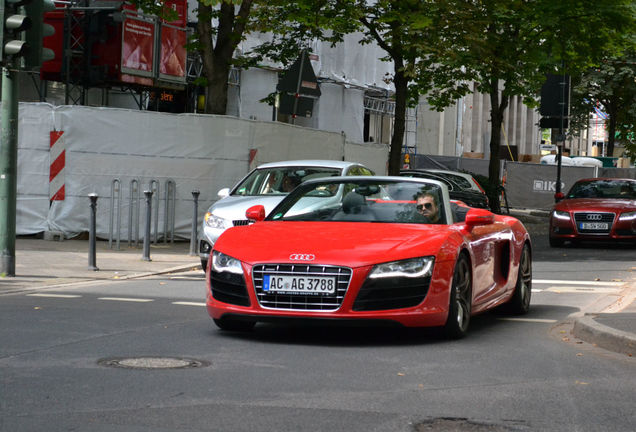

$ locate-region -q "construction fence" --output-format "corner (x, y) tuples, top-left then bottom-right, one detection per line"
(15, 103), (389, 239)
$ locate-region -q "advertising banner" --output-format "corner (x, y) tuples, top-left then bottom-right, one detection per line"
(158, 25), (186, 83)
(121, 14), (155, 85)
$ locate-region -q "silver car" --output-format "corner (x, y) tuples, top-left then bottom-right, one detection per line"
(199, 160), (374, 270)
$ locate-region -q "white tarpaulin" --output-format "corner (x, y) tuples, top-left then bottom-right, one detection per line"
(16, 103), (388, 240)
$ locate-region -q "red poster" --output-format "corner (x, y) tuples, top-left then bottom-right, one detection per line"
(162, 0), (187, 27)
(160, 26), (186, 79)
(121, 17), (155, 74)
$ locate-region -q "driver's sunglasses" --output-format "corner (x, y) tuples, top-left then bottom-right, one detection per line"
(417, 203), (433, 211)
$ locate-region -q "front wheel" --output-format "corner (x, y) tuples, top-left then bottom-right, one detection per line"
(549, 236), (564, 247)
(443, 254), (472, 339)
(502, 244), (532, 315)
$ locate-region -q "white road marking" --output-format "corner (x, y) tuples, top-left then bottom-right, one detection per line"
(532, 279), (624, 286)
(498, 317), (558, 323)
(543, 286), (622, 294)
(98, 297), (154, 303)
(26, 293), (82, 298)
(169, 276), (204, 281)
(172, 301), (206, 307)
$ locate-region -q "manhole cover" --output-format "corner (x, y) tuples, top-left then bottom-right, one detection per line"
(98, 357), (209, 369)
(415, 418), (514, 432)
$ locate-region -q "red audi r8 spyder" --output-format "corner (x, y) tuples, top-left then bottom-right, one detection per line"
(549, 178), (636, 247)
(206, 176), (532, 338)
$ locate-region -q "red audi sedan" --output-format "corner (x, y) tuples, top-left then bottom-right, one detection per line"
(549, 178), (636, 247)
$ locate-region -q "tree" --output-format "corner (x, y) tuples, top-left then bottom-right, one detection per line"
(414, 0), (635, 212)
(571, 50), (636, 157)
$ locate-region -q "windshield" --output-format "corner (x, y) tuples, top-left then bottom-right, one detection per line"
(268, 179), (448, 225)
(232, 166), (342, 196)
(567, 180), (636, 199)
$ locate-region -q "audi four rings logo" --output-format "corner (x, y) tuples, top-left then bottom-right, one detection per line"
(586, 214), (602, 221)
(289, 254), (315, 261)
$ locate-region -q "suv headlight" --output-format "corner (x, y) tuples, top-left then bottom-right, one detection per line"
(211, 251), (243, 274)
(552, 210), (570, 221)
(618, 211), (636, 221)
(369, 257), (434, 279)
(205, 212), (229, 229)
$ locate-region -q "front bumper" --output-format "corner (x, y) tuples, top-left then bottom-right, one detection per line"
(549, 212), (636, 242)
(205, 260), (456, 328)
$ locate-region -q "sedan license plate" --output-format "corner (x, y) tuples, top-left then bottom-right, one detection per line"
(263, 275), (336, 295)
(580, 222), (608, 230)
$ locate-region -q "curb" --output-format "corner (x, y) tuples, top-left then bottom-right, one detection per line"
(0, 263), (201, 296)
(573, 314), (636, 357)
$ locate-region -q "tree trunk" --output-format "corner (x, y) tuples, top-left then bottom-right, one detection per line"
(606, 102), (617, 157)
(487, 80), (508, 214)
(388, 64), (407, 175)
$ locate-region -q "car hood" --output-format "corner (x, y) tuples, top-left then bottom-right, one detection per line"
(208, 195), (286, 220)
(556, 198), (636, 213)
(214, 221), (455, 268)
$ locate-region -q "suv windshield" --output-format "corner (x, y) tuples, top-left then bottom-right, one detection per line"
(232, 167), (342, 196)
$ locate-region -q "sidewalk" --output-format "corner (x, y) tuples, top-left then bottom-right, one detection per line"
(0, 237), (201, 294)
(1, 235), (634, 357)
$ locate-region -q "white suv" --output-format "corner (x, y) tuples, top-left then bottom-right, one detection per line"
(199, 160), (374, 270)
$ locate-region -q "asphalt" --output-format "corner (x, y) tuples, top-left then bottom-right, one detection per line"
(1, 228), (635, 357)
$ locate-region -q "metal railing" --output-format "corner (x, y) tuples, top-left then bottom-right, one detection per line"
(108, 178), (122, 249)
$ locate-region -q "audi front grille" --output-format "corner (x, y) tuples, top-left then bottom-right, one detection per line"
(252, 264), (352, 311)
(574, 212), (615, 234)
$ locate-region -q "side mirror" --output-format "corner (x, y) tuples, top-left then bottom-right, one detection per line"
(554, 192), (564, 202)
(465, 208), (495, 227)
(218, 188), (230, 198)
(246, 205), (266, 222)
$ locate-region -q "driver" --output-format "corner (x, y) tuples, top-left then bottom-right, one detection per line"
(415, 191), (440, 223)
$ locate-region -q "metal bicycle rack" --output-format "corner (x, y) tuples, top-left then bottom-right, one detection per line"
(108, 178), (122, 250)
(163, 179), (176, 243)
(148, 179), (160, 244)
(127, 179), (141, 247)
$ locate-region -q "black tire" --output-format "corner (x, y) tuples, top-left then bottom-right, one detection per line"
(502, 244), (532, 315)
(549, 236), (564, 247)
(213, 317), (255, 332)
(443, 254), (472, 339)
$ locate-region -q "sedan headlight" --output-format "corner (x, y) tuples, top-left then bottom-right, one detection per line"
(369, 257), (434, 279)
(552, 210), (570, 221)
(205, 212), (229, 229)
(618, 211), (636, 221)
(211, 251), (243, 274)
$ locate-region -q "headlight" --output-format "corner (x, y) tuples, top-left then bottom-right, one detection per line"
(618, 211), (636, 221)
(205, 212), (229, 229)
(211, 251), (243, 274)
(552, 210), (570, 221)
(369, 257), (434, 279)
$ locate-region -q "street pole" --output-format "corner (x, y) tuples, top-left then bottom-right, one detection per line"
(0, 65), (19, 276)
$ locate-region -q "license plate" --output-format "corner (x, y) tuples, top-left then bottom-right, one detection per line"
(580, 222), (608, 230)
(262, 275), (336, 295)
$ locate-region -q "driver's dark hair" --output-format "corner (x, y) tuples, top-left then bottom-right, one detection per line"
(414, 191), (437, 204)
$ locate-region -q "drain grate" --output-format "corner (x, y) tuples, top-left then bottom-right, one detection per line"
(98, 357), (209, 370)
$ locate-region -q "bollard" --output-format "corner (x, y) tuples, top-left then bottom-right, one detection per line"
(164, 179), (176, 244)
(88, 193), (99, 271)
(142, 190), (153, 261)
(189, 190), (200, 256)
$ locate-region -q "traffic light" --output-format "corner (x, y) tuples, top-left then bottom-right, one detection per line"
(23, 0), (54, 70)
(1, 0), (32, 62)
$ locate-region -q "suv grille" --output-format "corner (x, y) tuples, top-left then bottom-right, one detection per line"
(252, 264), (352, 311)
(574, 212), (615, 234)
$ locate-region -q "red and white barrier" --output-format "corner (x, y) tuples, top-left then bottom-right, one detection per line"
(49, 130), (65, 201)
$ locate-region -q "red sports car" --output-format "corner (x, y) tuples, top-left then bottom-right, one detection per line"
(206, 176), (532, 338)
(549, 178), (636, 247)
